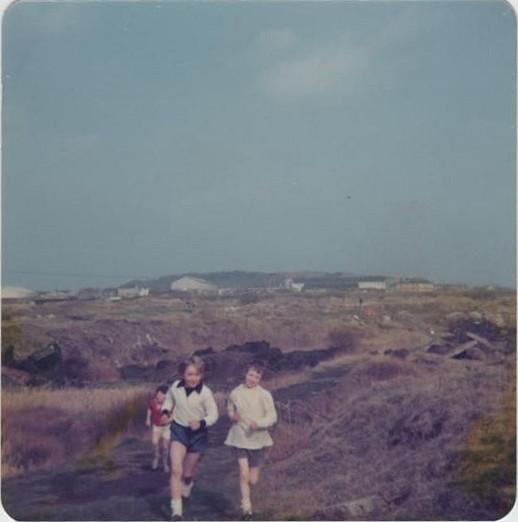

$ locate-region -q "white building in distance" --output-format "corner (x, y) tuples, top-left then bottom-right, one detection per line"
(358, 281), (387, 291)
(117, 287), (150, 298)
(2, 287), (36, 300)
(170, 276), (218, 293)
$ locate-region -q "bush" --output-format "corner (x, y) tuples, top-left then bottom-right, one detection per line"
(327, 328), (357, 353)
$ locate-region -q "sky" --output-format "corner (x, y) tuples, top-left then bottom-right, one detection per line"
(2, 0), (516, 291)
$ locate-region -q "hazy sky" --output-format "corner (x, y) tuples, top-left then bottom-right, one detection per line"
(2, 0), (516, 291)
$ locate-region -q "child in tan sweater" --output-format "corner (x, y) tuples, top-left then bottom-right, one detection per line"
(225, 363), (278, 519)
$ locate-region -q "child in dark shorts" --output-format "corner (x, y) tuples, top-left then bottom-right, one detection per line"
(162, 356), (219, 521)
(225, 363), (277, 519)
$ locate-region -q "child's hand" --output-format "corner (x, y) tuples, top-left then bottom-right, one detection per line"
(145, 419), (151, 428)
(233, 411), (241, 422)
(188, 420), (201, 431)
(249, 421), (258, 431)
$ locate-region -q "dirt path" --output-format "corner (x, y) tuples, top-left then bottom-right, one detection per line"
(2, 365), (354, 521)
(2, 419), (243, 521)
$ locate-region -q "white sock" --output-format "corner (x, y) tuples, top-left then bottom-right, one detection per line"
(171, 499), (182, 516)
(241, 498), (252, 514)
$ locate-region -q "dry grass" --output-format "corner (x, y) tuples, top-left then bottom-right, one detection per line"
(452, 375), (516, 514)
(2, 385), (150, 477)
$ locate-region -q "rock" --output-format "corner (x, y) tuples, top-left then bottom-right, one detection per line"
(155, 359), (176, 371)
(469, 311), (483, 322)
(119, 364), (151, 380)
(452, 347), (485, 361)
(28, 343), (63, 371)
(466, 332), (493, 349)
(379, 315), (392, 328)
(384, 348), (409, 359)
(193, 347), (216, 356)
(449, 340), (479, 359)
(426, 344), (452, 356)
(342, 496), (380, 517)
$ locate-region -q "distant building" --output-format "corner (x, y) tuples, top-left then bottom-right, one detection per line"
(397, 279), (434, 292)
(170, 276), (218, 293)
(117, 287), (150, 298)
(2, 287), (36, 300)
(358, 281), (387, 291)
(284, 278), (305, 292)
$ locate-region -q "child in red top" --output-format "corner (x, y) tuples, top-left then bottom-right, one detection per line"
(146, 385), (172, 471)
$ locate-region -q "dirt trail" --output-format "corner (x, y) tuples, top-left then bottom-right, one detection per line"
(1, 363), (353, 521)
(2, 421), (241, 521)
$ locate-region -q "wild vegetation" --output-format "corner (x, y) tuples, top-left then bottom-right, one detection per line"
(1, 287), (515, 520)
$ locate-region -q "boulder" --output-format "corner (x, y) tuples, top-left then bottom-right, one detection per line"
(28, 343), (62, 371)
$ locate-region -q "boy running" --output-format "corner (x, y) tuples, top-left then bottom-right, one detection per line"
(146, 384), (172, 472)
(225, 364), (278, 519)
(162, 356), (219, 521)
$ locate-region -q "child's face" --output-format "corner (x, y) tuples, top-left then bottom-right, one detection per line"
(245, 369), (262, 388)
(184, 365), (202, 388)
(156, 391), (166, 404)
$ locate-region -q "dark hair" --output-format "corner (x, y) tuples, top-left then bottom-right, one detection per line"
(247, 362), (265, 375)
(156, 385), (168, 394)
(178, 355), (205, 377)
(161, 409), (170, 416)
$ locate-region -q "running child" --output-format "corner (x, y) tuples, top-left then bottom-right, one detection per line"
(162, 356), (219, 521)
(146, 384), (172, 472)
(224, 363), (278, 519)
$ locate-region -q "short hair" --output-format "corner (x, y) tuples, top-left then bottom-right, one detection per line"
(156, 385), (168, 394)
(247, 362), (265, 375)
(178, 355), (205, 377)
(161, 409), (170, 416)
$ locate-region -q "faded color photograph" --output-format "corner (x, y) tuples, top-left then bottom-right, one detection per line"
(1, 1), (516, 521)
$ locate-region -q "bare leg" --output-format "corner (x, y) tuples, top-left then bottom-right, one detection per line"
(183, 452), (201, 482)
(170, 441), (187, 500)
(161, 437), (170, 471)
(151, 427), (160, 469)
(249, 466), (260, 485)
(238, 458), (252, 513)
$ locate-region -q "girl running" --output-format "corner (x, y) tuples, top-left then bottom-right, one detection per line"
(225, 363), (278, 519)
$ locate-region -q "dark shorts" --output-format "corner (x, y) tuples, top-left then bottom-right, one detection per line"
(231, 447), (265, 467)
(170, 422), (209, 453)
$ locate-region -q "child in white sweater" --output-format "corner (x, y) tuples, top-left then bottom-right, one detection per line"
(225, 363), (278, 519)
(162, 356), (219, 521)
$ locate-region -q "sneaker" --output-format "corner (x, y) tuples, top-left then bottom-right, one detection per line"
(181, 480), (194, 499)
(152, 456), (159, 470)
(241, 503), (253, 521)
(171, 514), (183, 521)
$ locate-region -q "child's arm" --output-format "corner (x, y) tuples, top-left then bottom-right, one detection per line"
(162, 385), (175, 415)
(227, 393), (240, 422)
(145, 407), (152, 427)
(255, 391), (278, 429)
(200, 388), (219, 428)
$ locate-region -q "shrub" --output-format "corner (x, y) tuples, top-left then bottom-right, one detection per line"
(327, 328), (357, 353)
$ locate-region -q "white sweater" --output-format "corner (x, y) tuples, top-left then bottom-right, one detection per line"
(224, 384), (278, 449)
(162, 380), (219, 428)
